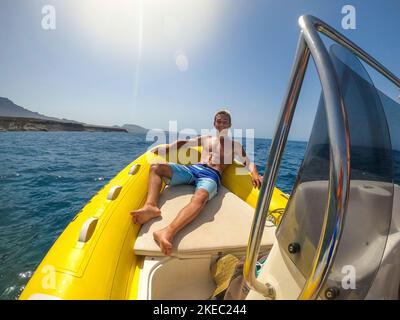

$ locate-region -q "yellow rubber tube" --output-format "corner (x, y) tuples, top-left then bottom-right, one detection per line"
(20, 147), (288, 300)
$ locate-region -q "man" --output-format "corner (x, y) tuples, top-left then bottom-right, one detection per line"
(131, 109), (263, 255)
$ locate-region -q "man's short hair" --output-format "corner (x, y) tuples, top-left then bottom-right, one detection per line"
(214, 108), (232, 124)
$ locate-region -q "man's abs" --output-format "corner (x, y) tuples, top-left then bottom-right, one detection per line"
(201, 162), (227, 174)
(199, 136), (236, 173)
(200, 151), (233, 173)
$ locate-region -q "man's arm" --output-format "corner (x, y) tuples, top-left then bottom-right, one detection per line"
(151, 135), (203, 154)
(234, 142), (263, 189)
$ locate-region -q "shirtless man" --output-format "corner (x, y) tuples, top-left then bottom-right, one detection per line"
(131, 109), (263, 255)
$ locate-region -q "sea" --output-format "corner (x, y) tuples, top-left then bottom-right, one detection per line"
(0, 132), (307, 300)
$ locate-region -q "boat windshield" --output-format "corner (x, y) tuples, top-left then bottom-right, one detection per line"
(276, 42), (398, 299)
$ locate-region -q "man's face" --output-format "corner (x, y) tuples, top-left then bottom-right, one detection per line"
(214, 114), (231, 132)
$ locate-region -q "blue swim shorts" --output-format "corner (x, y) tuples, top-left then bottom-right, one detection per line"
(165, 163), (221, 200)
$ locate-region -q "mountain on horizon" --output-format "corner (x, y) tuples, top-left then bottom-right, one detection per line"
(0, 97), (83, 124)
(120, 123), (149, 134)
(0, 97), (149, 133)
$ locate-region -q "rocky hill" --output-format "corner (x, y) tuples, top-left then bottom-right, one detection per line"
(0, 97), (78, 122)
(0, 116), (127, 132)
(0, 97), (151, 133)
(119, 124), (149, 134)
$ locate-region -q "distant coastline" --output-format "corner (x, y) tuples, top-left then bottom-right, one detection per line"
(0, 97), (150, 133)
(0, 116), (127, 132)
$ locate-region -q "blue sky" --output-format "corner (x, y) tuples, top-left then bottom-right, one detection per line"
(0, 0), (399, 140)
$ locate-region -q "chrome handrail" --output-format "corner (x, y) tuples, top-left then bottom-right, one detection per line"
(243, 34), (311, 299)
(244, 14), (400, 300)
(310, 16), (400, 88)
(296, 15), (351, 300)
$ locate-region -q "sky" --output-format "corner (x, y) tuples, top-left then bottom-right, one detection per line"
(0, 0), (399, 140)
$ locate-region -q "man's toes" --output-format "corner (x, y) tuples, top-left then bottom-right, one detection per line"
(158, 241), (167, 255)
(130, 211), (137, 221)
(162, 245), (169, 256)
(135, 217), (142, 224)
(163, 242), (172, 255)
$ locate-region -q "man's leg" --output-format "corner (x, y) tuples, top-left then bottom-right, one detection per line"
(153, 188), (209, 256)
(131, 163), (172, 224)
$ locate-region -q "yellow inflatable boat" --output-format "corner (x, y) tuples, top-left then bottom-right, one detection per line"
(17, 15), (400, 300)
(19, 147), (288, 300)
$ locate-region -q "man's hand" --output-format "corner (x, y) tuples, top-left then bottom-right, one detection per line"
(251, 173), (263, 189)
(150, 145), (169, 155)
(150, 146), (159, 154)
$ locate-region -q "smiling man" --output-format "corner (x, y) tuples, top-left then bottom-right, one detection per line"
(131, 109), (263, 255)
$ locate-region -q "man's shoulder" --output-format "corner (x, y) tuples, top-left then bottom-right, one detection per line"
(232, 139), (243, 147)
(199, 134), (212, 141)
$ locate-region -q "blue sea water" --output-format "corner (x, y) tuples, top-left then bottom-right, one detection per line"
(0, 132), (307, 300)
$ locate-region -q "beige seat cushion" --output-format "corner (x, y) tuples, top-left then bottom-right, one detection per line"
(134, 185), (276, 257)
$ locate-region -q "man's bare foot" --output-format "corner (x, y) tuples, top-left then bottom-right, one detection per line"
(130, 204), (161, 224)
(153, 227), (174, 256)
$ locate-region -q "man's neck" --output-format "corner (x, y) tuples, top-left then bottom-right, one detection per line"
(216, 130), (229, 139)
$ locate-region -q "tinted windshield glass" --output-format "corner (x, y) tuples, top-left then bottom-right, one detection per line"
(276, 43), (394, 299)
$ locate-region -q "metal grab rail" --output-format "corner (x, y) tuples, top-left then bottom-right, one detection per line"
(243, 14), (400, 300)
(243, 34), (311, 299)
(311, 17), (400, 88)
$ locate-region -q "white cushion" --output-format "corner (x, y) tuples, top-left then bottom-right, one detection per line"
(134, 185), (276, 257)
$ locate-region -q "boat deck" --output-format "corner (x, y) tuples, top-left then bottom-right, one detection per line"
(134, 185), (276, 258)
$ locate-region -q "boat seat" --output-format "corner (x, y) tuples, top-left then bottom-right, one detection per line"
(134, 185), (276, 258)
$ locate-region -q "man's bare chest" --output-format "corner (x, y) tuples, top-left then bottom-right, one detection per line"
(203, 137), (234, 156)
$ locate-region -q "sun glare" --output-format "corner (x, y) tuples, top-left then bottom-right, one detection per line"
(71, 0), (223, 62)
